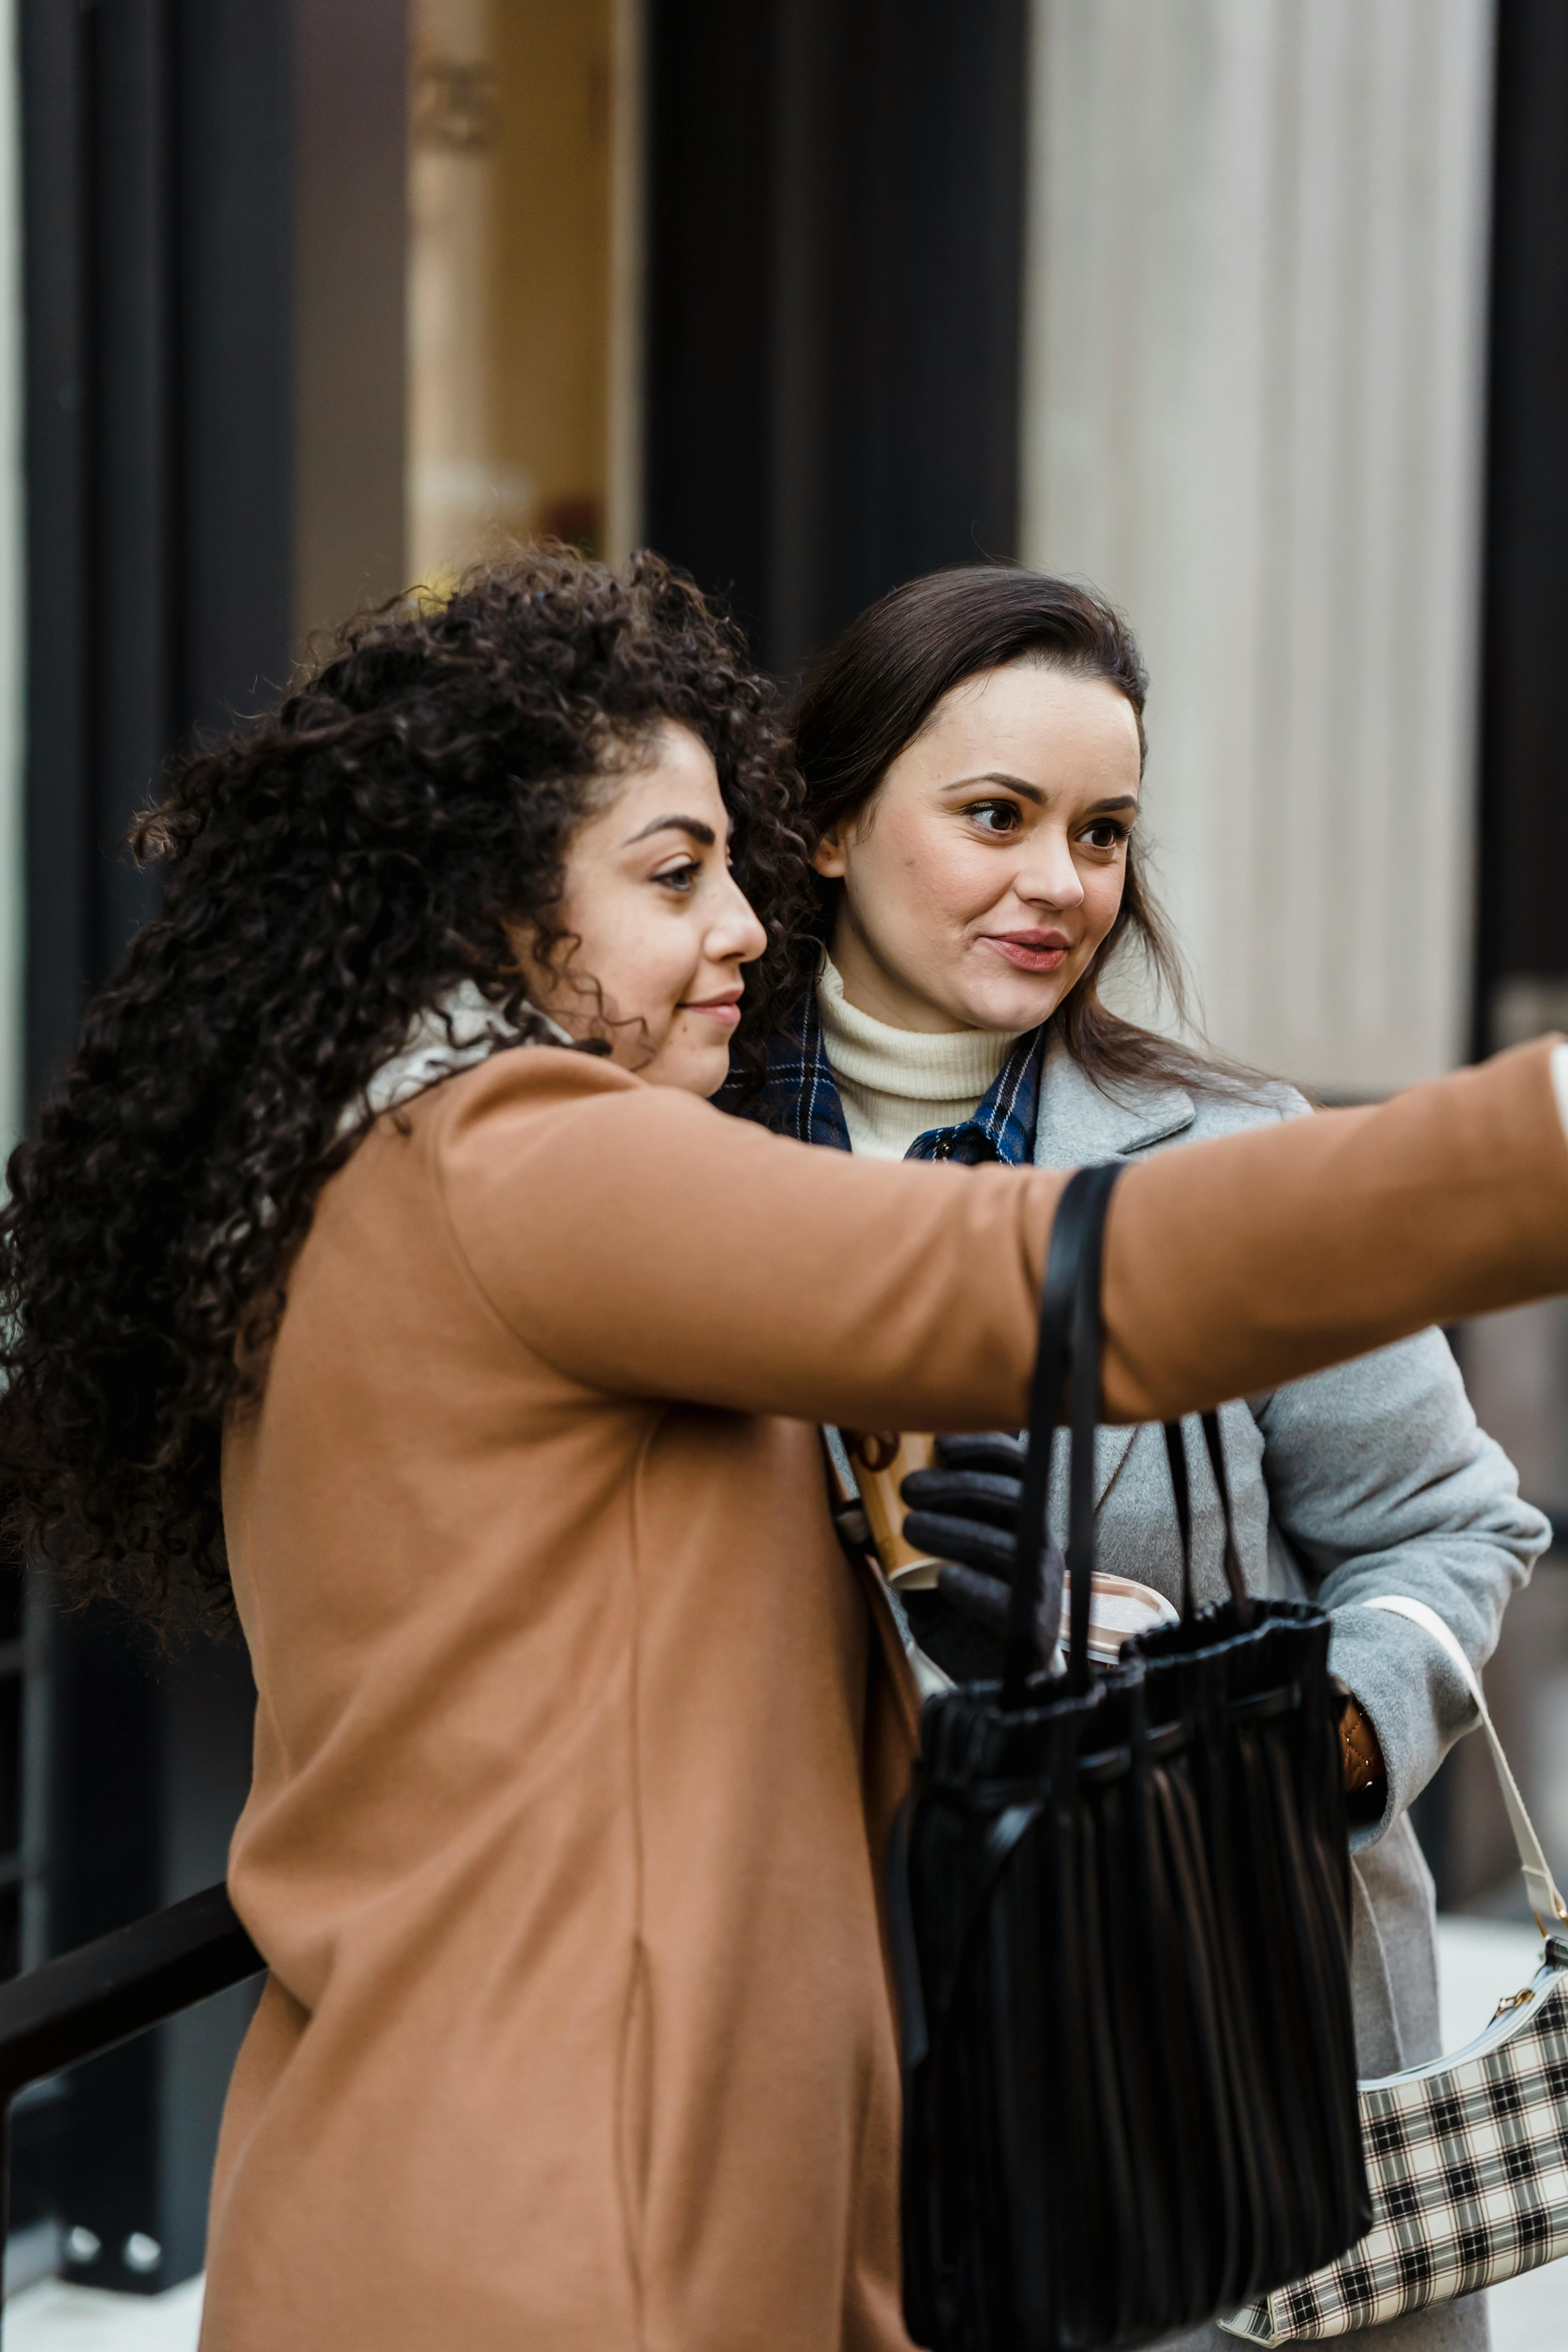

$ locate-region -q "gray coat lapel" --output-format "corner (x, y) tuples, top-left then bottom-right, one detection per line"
(1029, 1027), (1196, 1172)
(1032, 1031), (1196, 1497)
(1043, 1421), (1147, 1513)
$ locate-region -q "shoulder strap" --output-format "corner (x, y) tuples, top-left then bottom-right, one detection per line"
(1003, 1162), (1125, 1709)
(1199, 1410), (1252, 1622)
(1361, 1594), (1568, 1938)
(1065, 1170), (1118, 1693)
(1163, 1422), (1192, 1620)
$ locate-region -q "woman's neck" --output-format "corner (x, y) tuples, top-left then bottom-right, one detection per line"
(817, 958), (1018, 1159)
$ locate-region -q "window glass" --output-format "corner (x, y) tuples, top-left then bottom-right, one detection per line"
(409, 0), (617, 587)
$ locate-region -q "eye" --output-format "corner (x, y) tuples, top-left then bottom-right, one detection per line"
(655, 858), (702, 894)
(1082, 818), (1130, 851)
(964, 799), (1024, 837)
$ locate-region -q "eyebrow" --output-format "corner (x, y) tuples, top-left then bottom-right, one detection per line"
(621, 813), (718, 848)
(942, 772), (1140, 814)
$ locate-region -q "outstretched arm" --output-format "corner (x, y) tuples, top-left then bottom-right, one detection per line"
(440, 1036), (1568, 1434)
(1098, 1037), (1568, 1421)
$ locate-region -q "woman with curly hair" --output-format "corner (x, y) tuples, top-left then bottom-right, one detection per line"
(2, 545), (1567, 2352)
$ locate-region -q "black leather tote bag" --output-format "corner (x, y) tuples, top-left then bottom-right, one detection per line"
(1127, 1418), (1370, 2306)
(887, 1163), (1368, 2352)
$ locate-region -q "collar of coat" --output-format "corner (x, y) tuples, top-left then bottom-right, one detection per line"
(719, 997), (1199, 1171)
(336, 982), (574, 1138)
(1030, 1024), (1196, 1169)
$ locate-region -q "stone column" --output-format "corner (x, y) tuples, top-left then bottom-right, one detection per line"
(1021, 0), (1494, 1094)
(0, 0), (20, 1160)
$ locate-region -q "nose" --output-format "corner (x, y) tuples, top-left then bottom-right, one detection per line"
(708, 869), (769, 965)
(1014, 823), (1086, 913)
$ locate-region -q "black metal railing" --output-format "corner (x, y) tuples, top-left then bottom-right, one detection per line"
(0, 1886), (263, 2336)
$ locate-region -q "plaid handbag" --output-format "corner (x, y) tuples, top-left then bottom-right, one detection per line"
(1223, 1593), (1568, 2343)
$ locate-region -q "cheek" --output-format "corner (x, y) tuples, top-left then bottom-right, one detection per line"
(568, 902), (635, 1006)
(854, 809), (987, 924)
(567, 892), (686, 1028)
(1081, 859), (1129, 944)
(616, 915), (699, 1024)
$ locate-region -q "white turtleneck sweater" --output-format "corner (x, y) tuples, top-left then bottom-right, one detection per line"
(816, 956), (1019, 1160)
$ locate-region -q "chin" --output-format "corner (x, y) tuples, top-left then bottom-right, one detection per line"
(651, 1046), (734, 1098)
(957, 979), (1070, 1035)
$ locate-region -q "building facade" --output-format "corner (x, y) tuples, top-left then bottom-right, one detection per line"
(1, 0), (1565, 2298)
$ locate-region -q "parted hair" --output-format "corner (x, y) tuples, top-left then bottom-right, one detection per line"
(775, 563), (1240, 1101)
(0, 548), (813, 1620)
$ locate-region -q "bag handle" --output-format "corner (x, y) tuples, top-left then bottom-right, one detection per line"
(1200, 1410), (1253, 1623)
(1361, 1594), (1568, 1938)
(1064, 1171), (1117, 1694)
(1163, 1421), (1192, 1619)
(1161, 1414), (1252, 1626)
(1003, 1162), (1125, 1708)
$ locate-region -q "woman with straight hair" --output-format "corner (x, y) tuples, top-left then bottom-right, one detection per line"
(725, 563), (1544, 2352)
(1, 545), (1565, 2351)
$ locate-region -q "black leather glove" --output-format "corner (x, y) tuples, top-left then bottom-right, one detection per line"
(900, 1433), (1062, 1675)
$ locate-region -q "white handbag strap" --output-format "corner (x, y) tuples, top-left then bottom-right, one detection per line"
(1361, 1594), (1568, 1937)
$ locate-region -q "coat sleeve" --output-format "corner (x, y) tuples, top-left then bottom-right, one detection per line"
(437, 1051), (1062, 1434)
(1249, 1332), (1550, 1851)
(436, 1036), (1568, 1435)
(1100, 1036), (1568, 1421)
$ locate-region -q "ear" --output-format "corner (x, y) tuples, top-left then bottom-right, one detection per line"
(811, 825), (849, 880)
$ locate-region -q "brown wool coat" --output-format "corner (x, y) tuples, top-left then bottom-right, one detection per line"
(200, 1039), (1568, 2352)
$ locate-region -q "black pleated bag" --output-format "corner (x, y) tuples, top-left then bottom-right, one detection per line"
(887, 1162), (1369, 2352)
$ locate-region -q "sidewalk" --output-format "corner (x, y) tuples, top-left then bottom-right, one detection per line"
(1435, 1913), (1562, 2352)
(2, 2278), (200, 2349)
(2, 1916), (1560, 2349)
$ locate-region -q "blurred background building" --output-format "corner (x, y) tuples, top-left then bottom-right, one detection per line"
(0, 0), (1566, 2321)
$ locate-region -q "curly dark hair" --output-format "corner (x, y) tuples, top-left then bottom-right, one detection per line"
(0, 547), (815, 1622)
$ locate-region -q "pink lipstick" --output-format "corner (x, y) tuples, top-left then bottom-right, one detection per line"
(681, 991), (743, 1027)
(980, 930), (1071, 974)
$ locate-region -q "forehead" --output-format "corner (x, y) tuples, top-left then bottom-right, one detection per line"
(915, 662), (1142, 777)
(607, 722), (725, 823)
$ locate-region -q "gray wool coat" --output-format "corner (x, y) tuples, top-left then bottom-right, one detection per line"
(1028, 1033), (1550, 2352)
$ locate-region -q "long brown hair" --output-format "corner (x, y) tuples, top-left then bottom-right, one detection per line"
(778, 562), (1247, 1100)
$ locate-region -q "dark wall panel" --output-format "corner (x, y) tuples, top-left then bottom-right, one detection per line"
(1475, 0), (1568, 1042)
(795, 0), (1027, 653)
(20, 0), (93, 1108)
(178, 1), (294, 731)
(92, 0), (175, 955)
(18, 0), (293, 2281)
(22, 0), (297, 1100)
(16, 0), (401, 2295)
(644, 0), (775, 651)
(646, 0), (1029, 679)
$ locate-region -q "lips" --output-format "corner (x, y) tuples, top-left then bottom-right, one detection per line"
(681, 993), (743, 1027)
(980, 932), (1072, 975)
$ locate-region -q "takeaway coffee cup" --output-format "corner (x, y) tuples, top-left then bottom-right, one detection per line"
(844, 1428), (1177, 1661)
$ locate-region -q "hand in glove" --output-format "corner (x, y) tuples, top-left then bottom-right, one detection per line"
(900, 1432), (1064, 1671)
(908, 1437), (1386, 1797)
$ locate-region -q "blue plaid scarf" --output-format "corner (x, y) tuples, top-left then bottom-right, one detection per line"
(719, 987), (1045, 1164)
